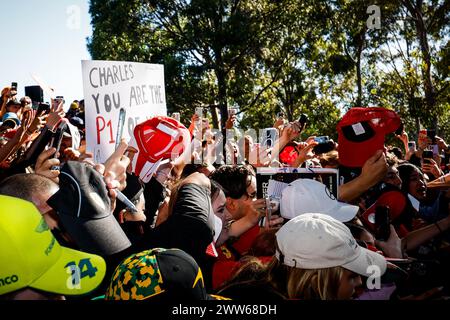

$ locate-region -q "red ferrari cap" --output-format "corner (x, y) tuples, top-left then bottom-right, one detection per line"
(337, 107), (401, 168)
(129, 116), (191, 183)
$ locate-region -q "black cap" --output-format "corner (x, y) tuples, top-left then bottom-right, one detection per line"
(47, 161), (131, 256)
(105, 248), (221, 300)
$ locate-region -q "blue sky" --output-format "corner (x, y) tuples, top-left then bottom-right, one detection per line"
(0, 0), (92, 105)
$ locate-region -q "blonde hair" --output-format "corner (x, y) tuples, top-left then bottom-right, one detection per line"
(264, 258), (345, 300)
(285, 265), (345, 300)
(220, 257), (347, 300)
(319, 150), (340, 168)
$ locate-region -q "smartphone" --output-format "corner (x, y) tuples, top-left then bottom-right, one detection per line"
(431, 144), (439, 156)
(408, 141), (416, 152)
(195, 107), (203, 125)
(11, 82), (18, 90)
(53, 96), (64, 110)
(172, 112), (181, 122)
(195, 107), (203, 117)
(276, 112), (284, 119)
(37, 102), (51, 115)
(422, 150), (433, 160)
(313, 136), (335, 154)
(229, 108), (237, 116)
(263, 197), (280, 229)
(50, 121), (68, 158)
(299, 113), (308, 125)
(314, 136), (330, 144)
(427, 129), (436, 144)
(395, 122), (404, 135)
(375, 205), (391, 241)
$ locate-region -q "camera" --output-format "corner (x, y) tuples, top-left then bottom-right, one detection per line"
(228, 108), (237, 116)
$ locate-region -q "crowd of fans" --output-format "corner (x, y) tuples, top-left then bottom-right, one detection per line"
(0, 83), (449, 301)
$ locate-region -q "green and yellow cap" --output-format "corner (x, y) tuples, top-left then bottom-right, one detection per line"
(106, 248), (217, 300)
(0, 195), (106, 296)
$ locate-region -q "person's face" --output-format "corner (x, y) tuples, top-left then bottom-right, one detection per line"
(122, 193), (147, 222)
(384, 166), (402, 189)
(337, 269), (362, 300)
(58, 136), (73, 161)
(9, 288), (65, 300)
(6, 104), (21, 114)
(60, 136), (73, 152)
(408, 168), (427, 200)
(135, 193), (146, 213)
(234, 175), (257, 219)
(31, 186), (60, 230)
(224, 175), (257, 220)
(359, 230), (375, 247)
(212, 190), (226, 219)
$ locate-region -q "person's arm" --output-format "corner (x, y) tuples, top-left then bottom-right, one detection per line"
(0, 88), (12, 118)
(188, 114), (199, 137)
(435, 136), (448, 154)
(402, 215), (450, 253)
(396, 131), (409, 154)
(0, 108), (37, 162)
(268, 126), (300, 163)
(338, 150), (388, 202)
(9, 113), (47, 158)
(375, 225), (403, 258)
(34, 147), (60, 183)
(227, 199), (266, 238)
(291, 139), (318, 168)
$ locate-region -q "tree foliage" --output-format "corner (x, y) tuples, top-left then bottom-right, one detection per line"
(87, 0), (449, 141)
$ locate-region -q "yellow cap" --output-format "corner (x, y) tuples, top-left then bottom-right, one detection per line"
(0, 195), (106, 296)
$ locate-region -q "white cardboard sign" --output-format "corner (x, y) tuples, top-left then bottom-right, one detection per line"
(81, 60), (167, 163)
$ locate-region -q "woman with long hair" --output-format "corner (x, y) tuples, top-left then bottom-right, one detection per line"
(217, 213), (387, 300)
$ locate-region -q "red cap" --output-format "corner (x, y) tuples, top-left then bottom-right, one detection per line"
(279, 145), (298, 165)
(130, 116), (190, 182)
(360, 190), (407, 233)
(337, 107), (401, 167)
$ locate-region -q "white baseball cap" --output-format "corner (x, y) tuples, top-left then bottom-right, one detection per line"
(280, 178), (358, 222)
(275, 213), (387, 277)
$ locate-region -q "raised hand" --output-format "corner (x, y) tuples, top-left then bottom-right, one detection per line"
(35, 147), (60, 183)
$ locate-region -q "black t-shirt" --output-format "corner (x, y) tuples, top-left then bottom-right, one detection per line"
(136, 183), (215, 287)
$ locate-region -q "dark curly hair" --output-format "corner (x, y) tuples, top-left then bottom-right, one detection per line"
(209, 165), (255, 199)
